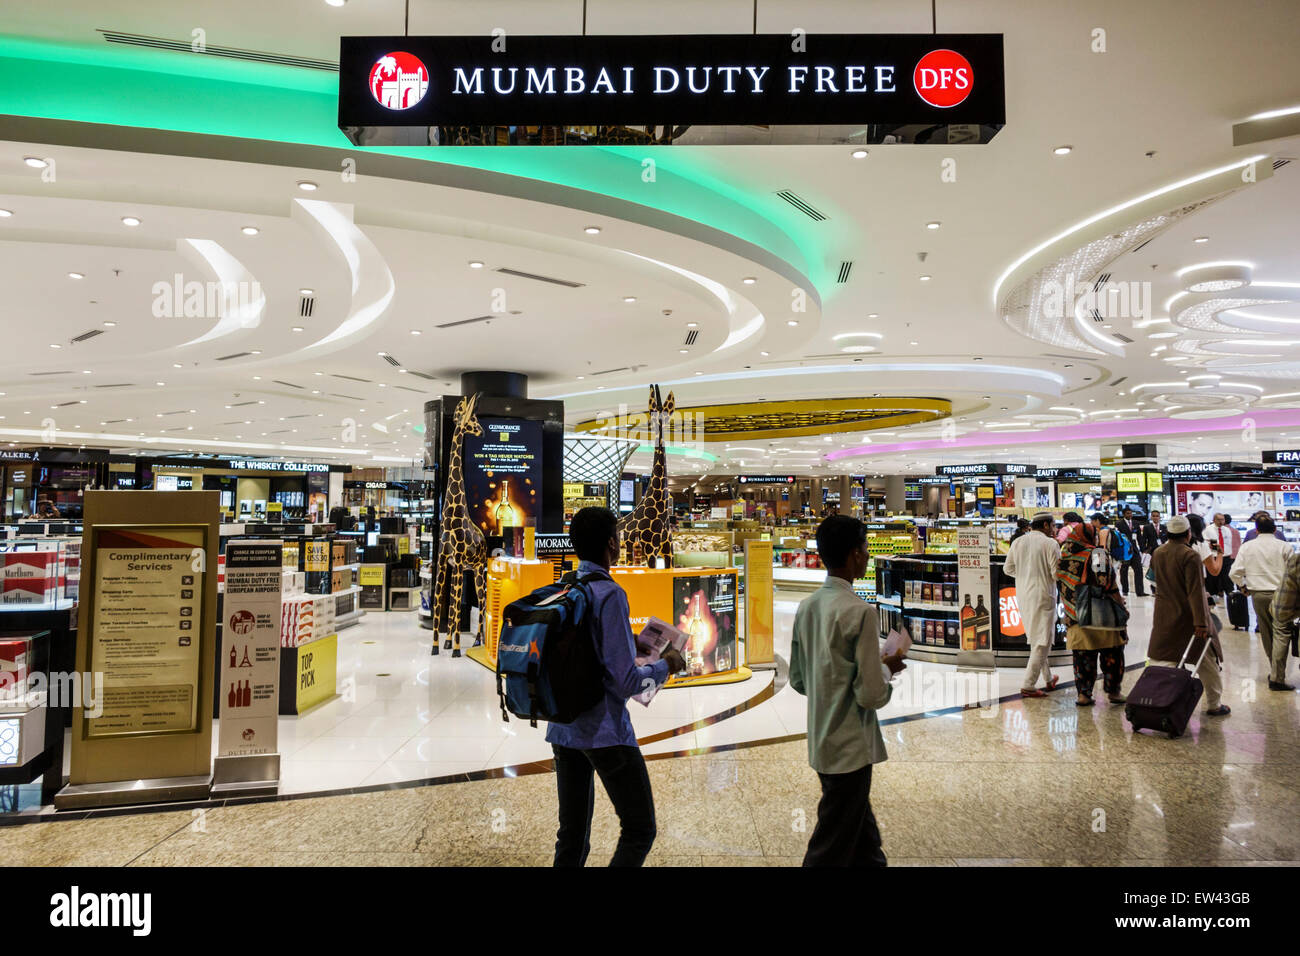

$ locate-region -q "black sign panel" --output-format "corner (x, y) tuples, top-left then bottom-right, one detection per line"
(1263, 450), (1300, 465)
(737, 475), (797, 485)
(338, 34), (1005, 133)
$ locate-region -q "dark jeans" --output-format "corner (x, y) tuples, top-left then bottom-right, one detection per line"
(552, 744), (656, 867)
(1118, 553), (1146, 596)
(803, 763), (886, 867)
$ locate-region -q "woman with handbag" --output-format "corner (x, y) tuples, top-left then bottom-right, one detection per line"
(1056, 520), (1128, 706)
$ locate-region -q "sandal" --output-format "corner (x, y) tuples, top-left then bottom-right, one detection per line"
(1076, 695), (1094, 707)
(1020, 688), (1047, 698)
(1045, 675), (1060, 692)
(1205, 705), (1231, 717)
(1107, 695), (1127, 704)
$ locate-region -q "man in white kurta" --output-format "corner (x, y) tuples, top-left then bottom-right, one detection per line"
(1003, 512), (1063, 696)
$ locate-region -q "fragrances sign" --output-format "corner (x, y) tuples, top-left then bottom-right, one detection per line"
(955, 526), (994, 668)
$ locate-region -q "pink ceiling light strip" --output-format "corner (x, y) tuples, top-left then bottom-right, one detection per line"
(825, 409), (1300, 460)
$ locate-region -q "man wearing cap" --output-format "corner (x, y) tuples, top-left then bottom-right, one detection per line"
(1148, 514), (1230, 717)
(1005, 512), (1063, 697)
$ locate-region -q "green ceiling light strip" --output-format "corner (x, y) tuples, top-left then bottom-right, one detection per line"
(0, 34), (822, 284)
(636, 444), (719, 461)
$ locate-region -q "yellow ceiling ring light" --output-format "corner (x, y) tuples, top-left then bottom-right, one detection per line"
(575, 397), (951, 443)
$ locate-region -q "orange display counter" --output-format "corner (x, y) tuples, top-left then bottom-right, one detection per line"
(466, 564), (750, 687)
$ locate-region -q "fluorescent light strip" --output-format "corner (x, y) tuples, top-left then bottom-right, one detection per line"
(0, 427), (368, 457)
(992, 155), (1267, 306)
(1175, 260), (1256, 278)
(1246, 105), (1300, 121)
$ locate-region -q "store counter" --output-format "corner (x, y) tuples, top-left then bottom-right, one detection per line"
(467, 563), (751, 687)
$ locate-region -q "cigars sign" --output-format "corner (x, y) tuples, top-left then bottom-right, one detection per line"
(338, 34), (1005, 144)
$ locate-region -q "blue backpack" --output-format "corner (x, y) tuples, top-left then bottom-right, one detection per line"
(495, 571), (607, 726)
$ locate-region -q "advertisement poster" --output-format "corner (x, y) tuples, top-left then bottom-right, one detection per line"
(465, 416), (542, 536)
(1174, 481), (1300, 521)
(672, 573), (738, 677)
(218, 540), (283, 758)
(744, 541), (774, 665)
(956, 526), (994, 667)
(87, 527), (205, 738)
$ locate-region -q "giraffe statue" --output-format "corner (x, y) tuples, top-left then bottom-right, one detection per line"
(431, 394), (487, 657)
(618, 384), (675, 567)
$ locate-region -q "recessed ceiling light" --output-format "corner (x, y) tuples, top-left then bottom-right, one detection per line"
(694, 371), (703, 375)
(173, 363), (183, 368)
(679, 349), (688, 354)
(0, 209), (11, 217)
(82, 370), (91, 374)
(249, 350), (261, 355)
(155, 381), (165, 386)
(576, 375), (585, 380)
(623, 296), (636, 303)
(760, 351), (769, 357)
(926, 221), (941, 230)
(468, 260), (484, 269)
(324, 0), (346, 7)
(851, 149), (868, 159)
(121, 216), (141, 227)
(741, 277), (757, 286)
(292, 326), (304, 332)
(1053, 145), (1072, 155)
(410, 329), (421, 335)
(49, 343), (61, 349)
(23, 157), (47, 168)
(787, 320), (799, 327)
(909, 340), (919, 346)
(299, 287), (314, 295)
(584, 225), (601, 235)
(68, 272), (84, 280)
(297, 181), (318, 191)
(241, 226), (259, 236)
(1194, 236), (1209, 243)
(919, 275), (931, 282)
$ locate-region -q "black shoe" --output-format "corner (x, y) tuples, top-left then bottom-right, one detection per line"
(1268, 680), (1295, 691)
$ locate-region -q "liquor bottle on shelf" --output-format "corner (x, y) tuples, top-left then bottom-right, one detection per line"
(494, 480), (519, 535)
(974, 594), (991, 650)
(960, 594), (977, 650)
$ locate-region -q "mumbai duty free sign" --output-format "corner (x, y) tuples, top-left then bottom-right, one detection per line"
(337, 34), (1005, 141)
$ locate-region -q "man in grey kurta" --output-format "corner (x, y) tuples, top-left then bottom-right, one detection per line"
(1004, 512), (1063, 696)
(790, 515), (907, 866)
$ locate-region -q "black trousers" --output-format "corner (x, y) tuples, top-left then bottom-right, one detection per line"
(803, 763), (887, 867)
(1118, 553), (1146, 596)
(552, 744), (656, 867)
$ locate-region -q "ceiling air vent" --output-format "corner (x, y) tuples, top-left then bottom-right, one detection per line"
(837, 261), (853, 284)
(1272, 159), (1290, 170)
(393, 385), (425, 394)
(216, 351), (254, 361)
(226, 399), (259, 407)
(1111, 376), (1128, 387)
(98, 29), (338, 71)
(93, 383), (134, 388)
(1092, 273), (1112, 291)
(1111, 333), (1134, 344)
(284, 413), (314, 420)
(380, 353), (402, 367)
(775, 190), (828, 221)
(300, 295), (315, 318)
(331, 373), (372, 383)
(70, 329), (105, 344)
(52, 400), (82, 408)
(405, 370), (439, 380)
(495, 267), (584, 288)
(436, 315), (496, 329)
(160, 410), (189, 417)
(28, 371), (73, 376)
(683, 329), (699, 346)
(101, 418), (130, 424)
(593, 367), (631, 376)
(330, 393), (365, 401)
(272, 379), (304, 389)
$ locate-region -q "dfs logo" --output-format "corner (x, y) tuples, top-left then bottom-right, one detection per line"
(913, 49), (973, 108)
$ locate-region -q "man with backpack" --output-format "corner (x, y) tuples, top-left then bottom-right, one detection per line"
(1114, 507), (1148, 598)
(545, 507), (685, 866)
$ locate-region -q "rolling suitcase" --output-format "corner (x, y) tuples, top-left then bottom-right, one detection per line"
(1125, 635), (1211, 739)
(1227, 591), (1249, 630)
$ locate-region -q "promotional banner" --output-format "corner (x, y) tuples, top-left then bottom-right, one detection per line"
(218, 541), (283, 758)
(956, 526), (994, 668)
(672, 573), (738, 677)
(465, 417), (543, 536)
(744, 540), (775, 665)
(1174, 481), (1300, 521)
(87, 527), (206, 738)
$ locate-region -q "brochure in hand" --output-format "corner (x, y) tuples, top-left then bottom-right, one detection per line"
(634, 616), (690, 668)
(883, 626), (912, 659)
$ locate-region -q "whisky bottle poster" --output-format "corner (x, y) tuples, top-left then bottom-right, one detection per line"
(87, 527), (206, 738)
(464, 416), (543, 537)
(218, 540), (284, 758)
(671, 573), (738, 678)
(955, 525), (995, 668)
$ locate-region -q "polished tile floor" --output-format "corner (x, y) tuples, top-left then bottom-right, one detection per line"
(2, 589), (1297, 865)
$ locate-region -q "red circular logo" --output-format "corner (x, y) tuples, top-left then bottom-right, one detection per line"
(913, 49), (973, 109)
(369, 51), (429, 110)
